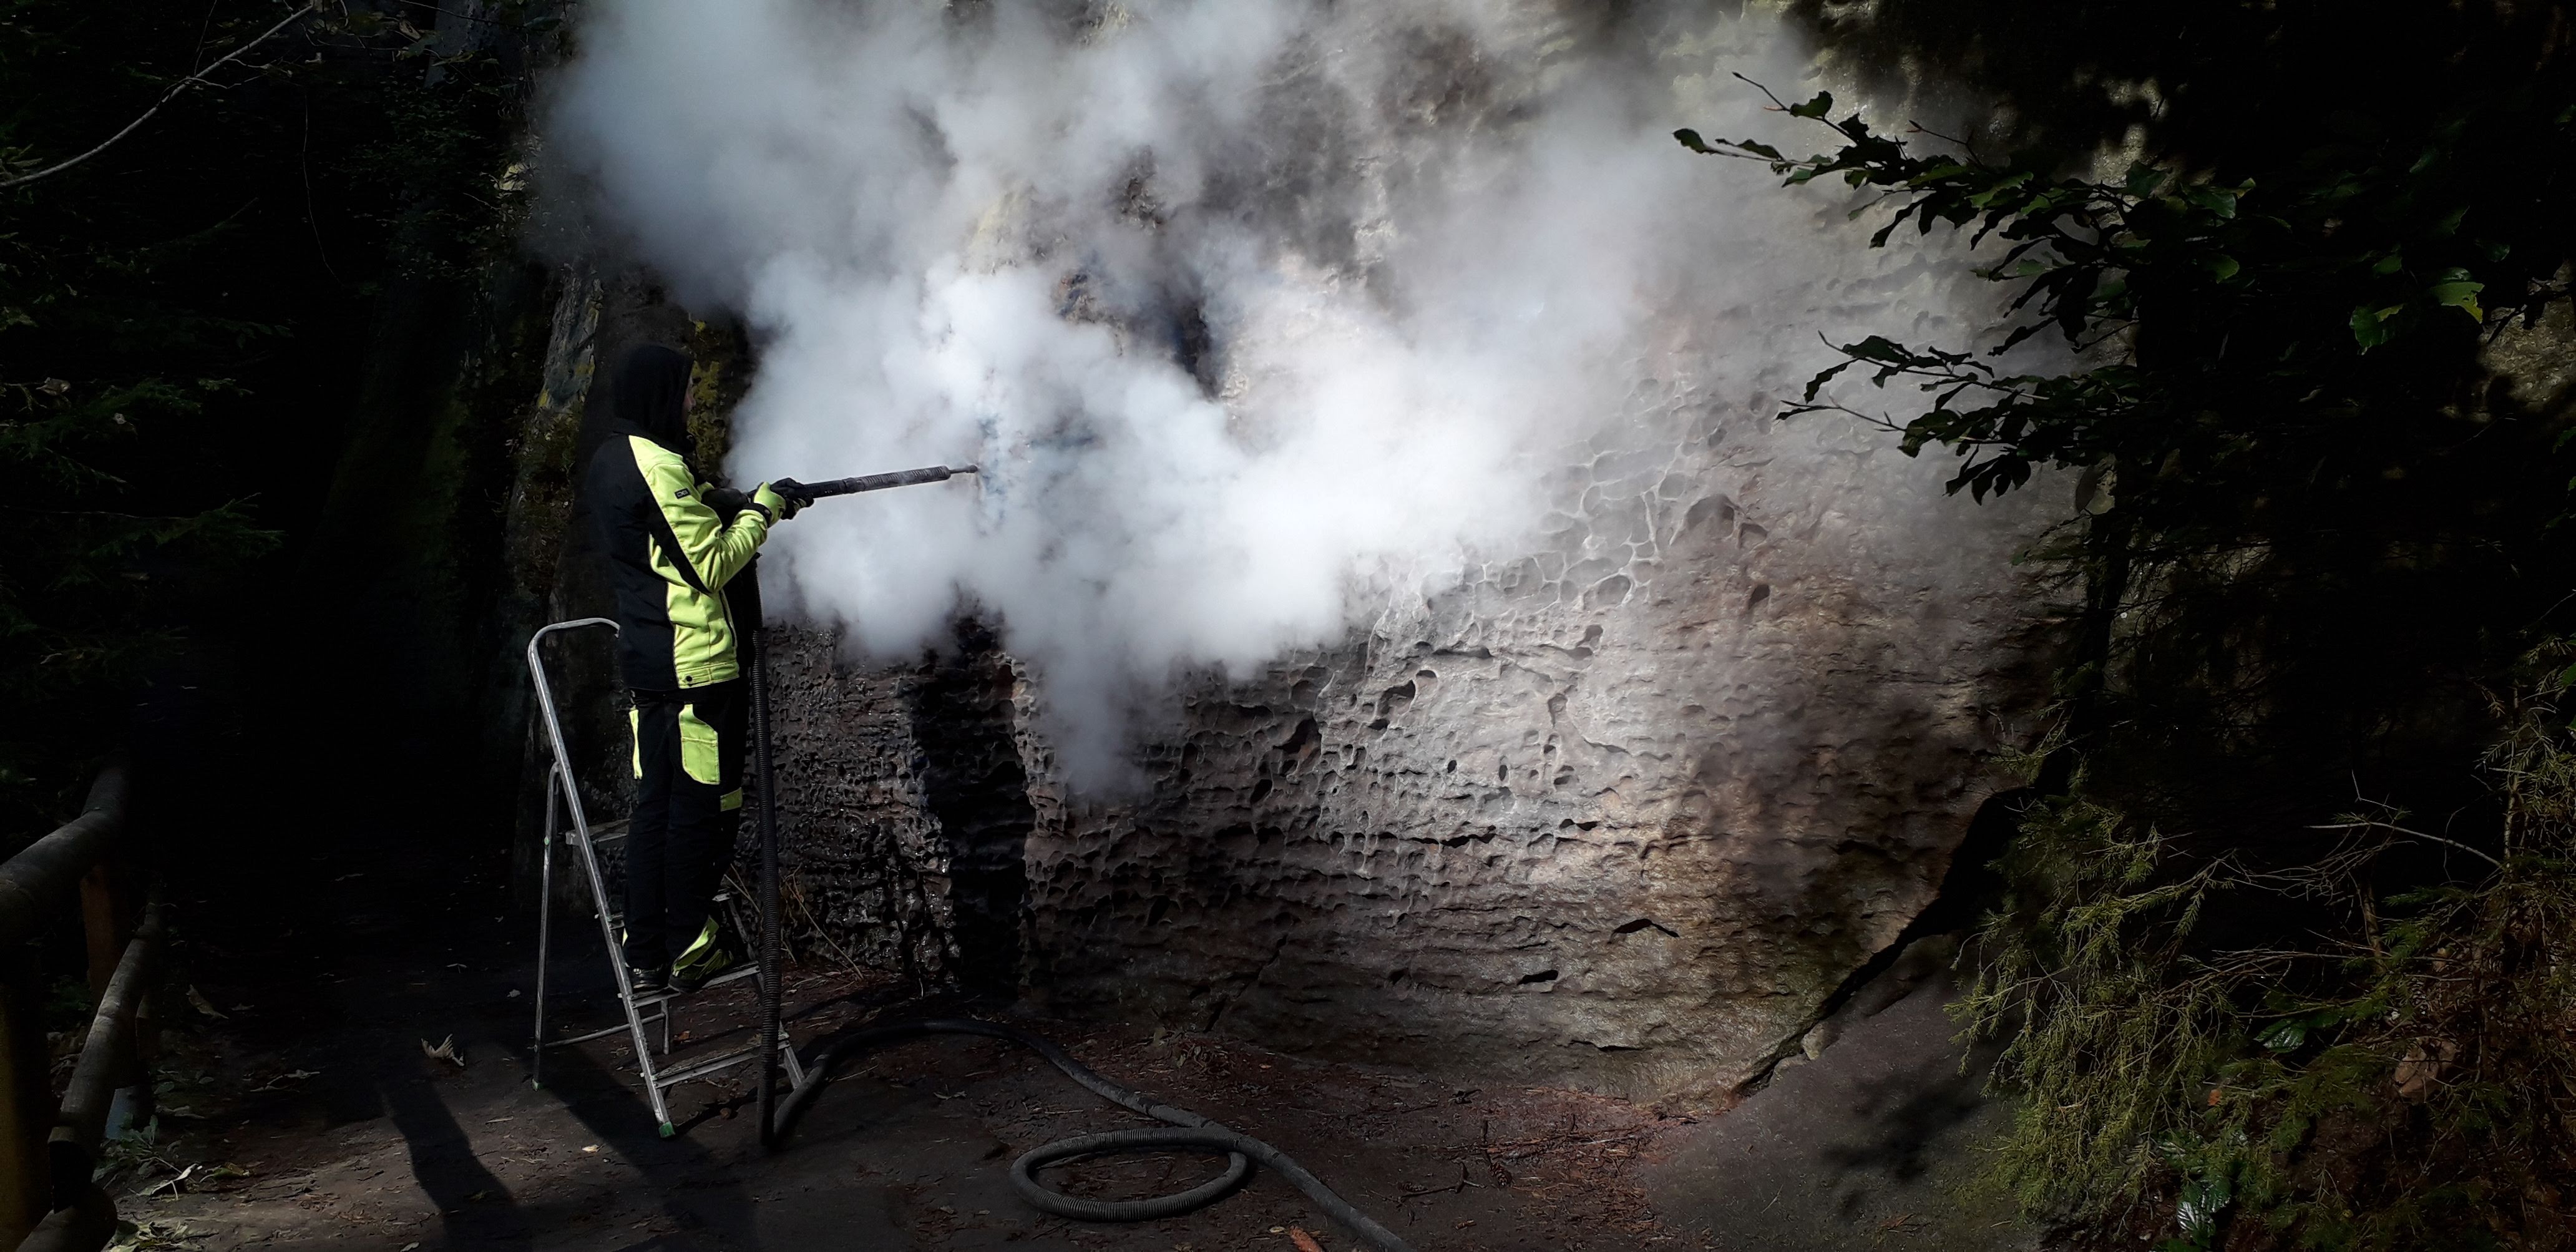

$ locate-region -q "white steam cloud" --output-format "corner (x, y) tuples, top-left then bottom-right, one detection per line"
(542, 1), (1992, 783)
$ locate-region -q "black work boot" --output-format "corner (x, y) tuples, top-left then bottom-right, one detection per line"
(626, 964), (668, 997)
(668, 918), (741, 993)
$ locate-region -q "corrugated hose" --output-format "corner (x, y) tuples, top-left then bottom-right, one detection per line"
(771, 1017), (1415, 1252)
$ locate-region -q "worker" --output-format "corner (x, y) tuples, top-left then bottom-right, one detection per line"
(587, 343), (806, 995)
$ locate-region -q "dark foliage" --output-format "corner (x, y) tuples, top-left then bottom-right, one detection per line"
(0, 1), (542, 834)
(1687, 1), (2576, 1245)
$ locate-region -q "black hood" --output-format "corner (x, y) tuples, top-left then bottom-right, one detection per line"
(611, 343), (695, 460)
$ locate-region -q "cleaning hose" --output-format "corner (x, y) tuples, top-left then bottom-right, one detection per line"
(773, 1016), (1416, 1252)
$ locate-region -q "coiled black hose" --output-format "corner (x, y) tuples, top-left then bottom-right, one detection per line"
(772, 1017), (1415, 1252)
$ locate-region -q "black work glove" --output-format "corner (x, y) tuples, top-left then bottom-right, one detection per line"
(764, 478), (814, 521)
(703, 485), (752, 521)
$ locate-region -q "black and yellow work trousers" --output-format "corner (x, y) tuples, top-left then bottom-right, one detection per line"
(623, 680), (746, 973)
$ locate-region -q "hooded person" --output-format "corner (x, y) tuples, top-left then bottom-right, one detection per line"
(585, 343), (809, 994)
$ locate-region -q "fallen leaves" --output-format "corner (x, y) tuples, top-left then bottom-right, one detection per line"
(106, 1217), (207, 1251)
(139, 1162), (249, 1198)
(2395, 1038), (2459, 1099)
(421, 1035), (466, 1068)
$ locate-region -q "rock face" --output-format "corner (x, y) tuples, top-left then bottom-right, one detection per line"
(751, 393), (2053, 1104)
(1013, 409), (2051, 1102)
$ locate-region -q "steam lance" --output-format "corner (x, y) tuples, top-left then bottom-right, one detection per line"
(771, 462), (978, 506)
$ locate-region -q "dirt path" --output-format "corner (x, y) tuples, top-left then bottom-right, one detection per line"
(127, 829), (1710, 1251)
(115, 807), (2039, 1252)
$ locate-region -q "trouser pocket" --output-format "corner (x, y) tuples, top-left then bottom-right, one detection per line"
(678, 704), (723, 785)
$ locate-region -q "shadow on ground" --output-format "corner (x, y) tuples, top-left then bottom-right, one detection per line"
(1643, 955), (2035, 1252)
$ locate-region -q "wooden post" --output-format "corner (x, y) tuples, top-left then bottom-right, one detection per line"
(78, 862), (132, 1000)
(0, 957), (53, 1245)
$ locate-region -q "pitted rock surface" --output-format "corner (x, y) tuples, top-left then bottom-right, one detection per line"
(751, 386), (2051, 1103)
(763, 625), (957, 983)
(998, 394), (2052, 1102)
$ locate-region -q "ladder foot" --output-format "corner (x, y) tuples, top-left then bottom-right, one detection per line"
(658, 1122), (676, 1138)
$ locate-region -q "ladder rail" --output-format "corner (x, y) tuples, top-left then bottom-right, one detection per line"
(534, 765), (555, 1088)
(526, 618), (680, 1130)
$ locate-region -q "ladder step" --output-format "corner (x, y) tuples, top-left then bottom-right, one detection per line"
(542, 965), (767, 1048)
(544, 1012), (668, 1049)
(618, 963), (760, 1007)
(693, 964), (763, 992)
(653, 1042), (786, 1088)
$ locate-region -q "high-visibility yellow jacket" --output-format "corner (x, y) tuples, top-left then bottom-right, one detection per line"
(587, 423), (788, 691)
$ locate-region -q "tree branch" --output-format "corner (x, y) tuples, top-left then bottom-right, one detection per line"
(0, 4), (317, 192)
(2307, 820), (2504, 871)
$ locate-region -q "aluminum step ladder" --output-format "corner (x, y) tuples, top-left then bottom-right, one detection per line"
(524, 617), (804, 1137)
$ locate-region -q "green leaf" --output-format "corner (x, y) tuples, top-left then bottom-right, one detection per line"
(2256, 1020), (2306, 1052)
(2182, 185), (2240, 219)
(2122, 162), (2166, 197)
(1966, 172), (2034, 208)
(2350, 305), (2391, 351)
(2429, 270), (2485, 321)
(1673, 129), (1715, 154)
(1786, 91), (1835, 119)
(2200, 255), (2240, 281)
(2371, 250), (2404, 276)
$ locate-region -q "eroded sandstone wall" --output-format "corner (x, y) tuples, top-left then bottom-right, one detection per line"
(760, 626), (956, 982)
(1003, 393), (2052, 1102)
(748, 392), (2051, 1105)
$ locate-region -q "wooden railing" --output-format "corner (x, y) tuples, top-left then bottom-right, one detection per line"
(0, 769), (160, 1252)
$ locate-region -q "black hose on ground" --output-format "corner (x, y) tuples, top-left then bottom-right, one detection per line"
(771, 1016), (1415, 1252)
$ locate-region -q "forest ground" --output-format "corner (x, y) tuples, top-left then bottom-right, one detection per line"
(118, 825), (2032, 1252)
